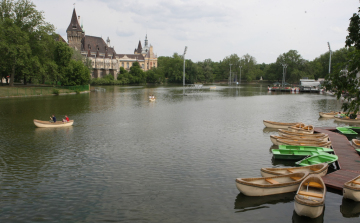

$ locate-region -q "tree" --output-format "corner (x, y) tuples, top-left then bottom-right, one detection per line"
(129, 61), (146, 84)
(325, 7), (360, 114)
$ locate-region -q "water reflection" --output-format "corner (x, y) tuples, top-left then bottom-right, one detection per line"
(340, 198), (360, 218)
(234, 192), (295, 213)
(292, 209), (324, 223)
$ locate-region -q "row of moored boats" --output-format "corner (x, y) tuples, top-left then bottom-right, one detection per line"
(235, 120), (360, 219)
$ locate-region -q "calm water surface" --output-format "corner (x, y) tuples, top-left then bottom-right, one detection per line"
(0, 84), (359, 222)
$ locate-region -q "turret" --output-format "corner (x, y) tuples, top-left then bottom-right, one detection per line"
(66, 8), (83, 50)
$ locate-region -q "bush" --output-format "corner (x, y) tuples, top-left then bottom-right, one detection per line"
(74, 89), (81, 94)
(52, 88), (60, 95)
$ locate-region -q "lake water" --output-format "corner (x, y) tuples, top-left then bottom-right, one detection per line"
(0, 84), (359, 222)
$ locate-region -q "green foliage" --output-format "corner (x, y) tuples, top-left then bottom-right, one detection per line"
(52, 88), (59, 95)
(325, 7), (360, 115)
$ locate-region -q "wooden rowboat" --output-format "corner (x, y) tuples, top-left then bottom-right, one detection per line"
(278, 129), (316, 136)
(295, 154), (338, 166)
(260, 163), (328, 178)
(278, 145), (334, 153)
(277, 139), (332, 148)
(270, 135), (325, 146)
(33, 119), (74, 128)
(272, 149), (329, 160)
(352, 139), (360, 149)
(334, 117), (360, 123)
(294, 175), (326, 218)
(263, 120), (301, 129)
(288, 125), (314, 134)
(319, 111), (339, 118)
(279, 133), (329, 142)
(235, 172), (308, 196)
(337, 127), (358, 137)
(343, 175), (360, 202)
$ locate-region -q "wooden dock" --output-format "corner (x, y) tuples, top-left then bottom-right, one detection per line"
(315, 127), (360, 191)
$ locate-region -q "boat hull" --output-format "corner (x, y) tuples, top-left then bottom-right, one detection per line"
(343, 187), (360, 202)
(334, 117), (360, 123)
(294, 200), (324, 218)
(33, 119), (74, 128)
(236, 182), (301, 196)
(263, 120), (299, 129)
(319, 112), (337, 118)
(261, 164), (328, 178)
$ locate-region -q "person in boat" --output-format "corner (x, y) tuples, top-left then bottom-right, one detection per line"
(51, 115), (56, 123)
(62, 115), (70, 123)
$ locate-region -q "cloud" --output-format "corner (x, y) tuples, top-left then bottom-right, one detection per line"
(116, 30), (134, 37)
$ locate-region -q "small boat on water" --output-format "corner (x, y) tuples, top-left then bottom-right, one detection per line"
(278, 145), (334, 153)
(346, 126), (360, 133)
(288, 125), (314, 134)
(343, 175), (360, 202)
(319, 111), (339, 118)
(278, 129), (316, 136)
(295, 154), (338, 166)
(277, 139), (332, 148)
(352, 139), (360, 149)
(263, 120), (301, 129)
(270, 135), (325, 146)
(334, 117), (360, 123)
(294, 175), (326, 218)
(260, 163), (328, 178)
(235, 172), (308, 196)
(279, 133), (329, 142)
(337, 127), (358, 137)
(272, 149), (329, 160)
(33, 119), (74, 128)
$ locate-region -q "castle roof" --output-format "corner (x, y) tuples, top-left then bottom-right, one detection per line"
(136, 40), (142, 54)
(82, 35), (116, 56)
(117, 54), (145, 61)
(66, 8), (83, 32)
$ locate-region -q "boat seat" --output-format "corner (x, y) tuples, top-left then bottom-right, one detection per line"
(298, 191), (323, 198)
(290, 176), (301, 181)
(309, 167), (320, 171)
(287, 169), (294, 173)
(304, 182), (323, 188)
(352, 181), (360, 185)
(265, 178), (280, 184)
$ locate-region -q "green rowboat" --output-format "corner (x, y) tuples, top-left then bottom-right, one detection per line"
(278, 145), (334, 153)
(295, 154), (338, 166)
(345, 126), (360, 133)
(272, 149), (329, 160)
(336, 127), (358, 136)
(356, 149), (360, 155)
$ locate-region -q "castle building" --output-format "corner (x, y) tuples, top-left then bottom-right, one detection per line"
(66, 8), (157, 79)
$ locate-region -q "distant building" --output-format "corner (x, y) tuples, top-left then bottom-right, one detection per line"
(66, 8), (157, 79)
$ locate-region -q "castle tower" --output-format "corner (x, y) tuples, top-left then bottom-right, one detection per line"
(144, 34), (148, 47)
(66, 8), (84, 51)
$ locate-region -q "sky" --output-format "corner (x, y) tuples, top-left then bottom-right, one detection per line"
(33, 0), (359, 64)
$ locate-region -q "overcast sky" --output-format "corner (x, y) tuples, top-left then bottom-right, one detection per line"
(33, 0), (359, 64)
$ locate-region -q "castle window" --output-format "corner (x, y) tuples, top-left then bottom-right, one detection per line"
(122, 62), (124, 67)
(88, 44), (91, 50)
(127, 62), (129, 68)
(142, 64), (144, 69)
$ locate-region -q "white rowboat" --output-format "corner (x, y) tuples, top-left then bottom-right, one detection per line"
(235, 172), (308, 196)
(263, 120), (301, 129)
(294, 175), (326, 218)
(343, 175), (360, 202)
(33, 119), (74, 128)
(260, 163), (328, 178)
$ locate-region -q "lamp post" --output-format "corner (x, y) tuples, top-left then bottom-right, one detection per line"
(183, 46), (187, 95)
(229, 64), (232, 85)
(281, 63), (288, 87)
(327, 42), (332, 74)
(239, 65), (242, 85)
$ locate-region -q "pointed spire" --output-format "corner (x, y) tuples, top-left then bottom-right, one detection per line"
(66, 8), (82, 32)
(144, 34), (148, 47)
(136, 40), (142, 53)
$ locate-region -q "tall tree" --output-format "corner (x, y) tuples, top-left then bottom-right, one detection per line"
(325, 7), (360, 114)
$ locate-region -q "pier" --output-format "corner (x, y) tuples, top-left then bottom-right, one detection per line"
(315, 127), (360, 190)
